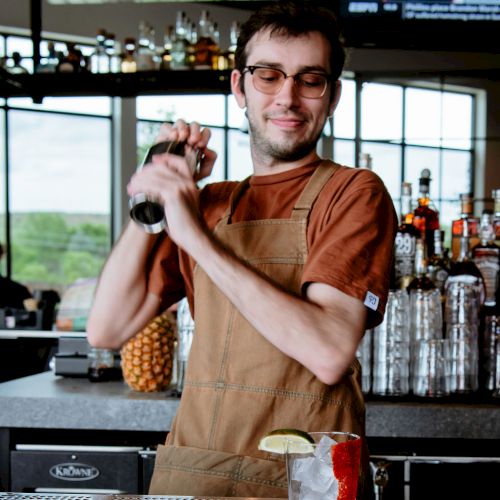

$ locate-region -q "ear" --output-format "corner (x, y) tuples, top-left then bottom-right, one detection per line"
(231, 69), (246, 109)
(328, 80), (342, 116)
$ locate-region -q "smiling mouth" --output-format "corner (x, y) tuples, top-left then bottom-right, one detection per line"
(270, 117), (305, 129)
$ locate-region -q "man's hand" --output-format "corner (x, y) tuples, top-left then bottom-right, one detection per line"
(127, 120), (217, 250)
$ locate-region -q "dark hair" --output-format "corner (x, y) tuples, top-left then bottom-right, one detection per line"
(235, 1), (346, 96)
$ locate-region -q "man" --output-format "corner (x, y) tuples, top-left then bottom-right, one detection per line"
(88, 1), (397, 497)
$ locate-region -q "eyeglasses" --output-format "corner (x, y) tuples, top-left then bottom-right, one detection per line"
(242, 65), (331, 99)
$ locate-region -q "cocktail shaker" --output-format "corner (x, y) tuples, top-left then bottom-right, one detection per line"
(129, 140), (199, 234)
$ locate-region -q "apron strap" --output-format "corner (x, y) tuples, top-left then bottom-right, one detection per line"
(291, 160), (339, 220)
(221, 176), (251, 224)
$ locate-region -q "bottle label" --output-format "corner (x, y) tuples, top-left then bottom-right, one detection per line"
(475, 257), (499, 305)
(394, 232), (416, 279)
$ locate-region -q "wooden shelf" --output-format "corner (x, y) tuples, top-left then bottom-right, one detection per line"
(0, 69), (233, 101)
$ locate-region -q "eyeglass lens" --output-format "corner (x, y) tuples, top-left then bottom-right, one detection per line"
(250, 67), (328, 98)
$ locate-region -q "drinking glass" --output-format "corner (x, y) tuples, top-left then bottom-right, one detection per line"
(409, 288), (443, 346)
(286, 431), (361, 500)
(444, 281), (481, 335)
(373, 290), (411, 396)
(412, 339), (451, 397)
(174, 297), (194, 395)
(448, 335), (479, 394)
(356, 329), (372, 394)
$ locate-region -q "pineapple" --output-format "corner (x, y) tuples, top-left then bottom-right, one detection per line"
(120, 309), (176, 392)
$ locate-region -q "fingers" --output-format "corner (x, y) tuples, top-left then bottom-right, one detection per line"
(156, 120), (211, 150)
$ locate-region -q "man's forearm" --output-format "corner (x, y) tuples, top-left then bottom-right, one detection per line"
(189, 228), (366, 385)
(87, 222), (162, 349)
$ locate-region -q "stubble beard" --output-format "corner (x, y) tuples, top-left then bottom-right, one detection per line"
(247, 114), (323, 163)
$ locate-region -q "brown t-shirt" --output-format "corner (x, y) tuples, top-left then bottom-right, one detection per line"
(147, 162), (398, 328)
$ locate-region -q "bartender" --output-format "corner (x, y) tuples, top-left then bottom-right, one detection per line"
(0, 243), (32, 310)
(88, 1), (397, 498)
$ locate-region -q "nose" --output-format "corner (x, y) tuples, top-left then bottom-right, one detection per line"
(275, 75), (301, 105)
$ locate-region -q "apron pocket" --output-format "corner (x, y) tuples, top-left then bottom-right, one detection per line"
(149, 443), (287, 498)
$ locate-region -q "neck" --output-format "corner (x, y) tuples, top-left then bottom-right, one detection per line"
(252, 149), (322, 176)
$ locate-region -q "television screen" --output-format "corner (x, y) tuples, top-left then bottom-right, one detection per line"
(339, 0), (500, 51)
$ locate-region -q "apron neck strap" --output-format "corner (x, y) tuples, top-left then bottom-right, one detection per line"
(291, 161), (338, 220)
(221, 161), (339, 223)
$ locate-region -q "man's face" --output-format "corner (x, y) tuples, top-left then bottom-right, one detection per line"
(232, 29), (339, 166)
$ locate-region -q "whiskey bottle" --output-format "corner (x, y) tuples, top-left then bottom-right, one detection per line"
(413, 168), (440, 258)
(473, 209), (500, 307)
(451, 193), (480, 261)
(446, 215), (485, 305)
(493, 188), (500, 246)
(121, 37), (137, 73)
(428, 229), (450, 297)
(394, 182), (420, 289)
(194, 10), (218, 70)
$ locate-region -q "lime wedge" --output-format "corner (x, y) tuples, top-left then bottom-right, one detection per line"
(258, 428), (315, 454)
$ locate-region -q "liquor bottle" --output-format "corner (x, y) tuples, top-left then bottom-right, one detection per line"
(170, 11), (190, 70)
(194, 10), (218, 70)
(413, 169), (439, 258)
(227, 20), (240, 69)
(136, 20), (156, 71)
(91, 29), (109, 73)
(451, 193), (480, 261)
(473, 209), (500, 307)
(6, 52), (29, 74)
(56, 43), (84, 73)
(493, 188), (500, 246)
(160, 25), (174, 70)
(36, 41), (58, 73)
(428, 229), (450, 297)
(121, 37), (137, 73)
(446, 214), (486, 305)
(394, 182), (420, 289)
(407, 239), (435, 291)
(104, 32), (121, 73)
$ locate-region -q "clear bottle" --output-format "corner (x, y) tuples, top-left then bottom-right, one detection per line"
(428, 229), (450, 298)
(451, 193), (480, 261)
(394, 182), (420, 290)
(227, 20), (240, 69)
(160, 25), (174, 70)
(170, 11), (189, 70)
(104, 32), (121, 73)
(473, 209), (500, 307)
(136, 20), (156, 71)
(90, 28), (109, 73)
(358, 152), (373, 170)
(407, 238), (436, 291)
(121, 37), (137, 73)
(413, 168), (440, 258)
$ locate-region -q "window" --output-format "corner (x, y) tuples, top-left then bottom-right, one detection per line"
(2, 96), (112, 294)
(331, 79), (475, 235)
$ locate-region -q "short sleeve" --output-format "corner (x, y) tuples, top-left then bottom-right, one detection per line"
(302, 168), (397, 328)
(146, 232), (186, 311)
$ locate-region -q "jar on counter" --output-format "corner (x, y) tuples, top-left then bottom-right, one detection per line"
(87, 347), (115, 382)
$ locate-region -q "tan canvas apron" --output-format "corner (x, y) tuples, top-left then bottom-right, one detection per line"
(149, 161), (367, 498)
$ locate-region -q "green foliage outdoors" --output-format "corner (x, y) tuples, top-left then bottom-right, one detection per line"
(10, 212), (110, 294)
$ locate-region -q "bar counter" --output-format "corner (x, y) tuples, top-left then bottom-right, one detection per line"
(0, 371), (500, 440)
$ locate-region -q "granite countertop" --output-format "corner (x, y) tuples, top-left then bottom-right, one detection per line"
(0, 371), (500, 440)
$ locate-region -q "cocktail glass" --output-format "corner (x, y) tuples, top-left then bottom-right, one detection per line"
(285, 431), (361, 500)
